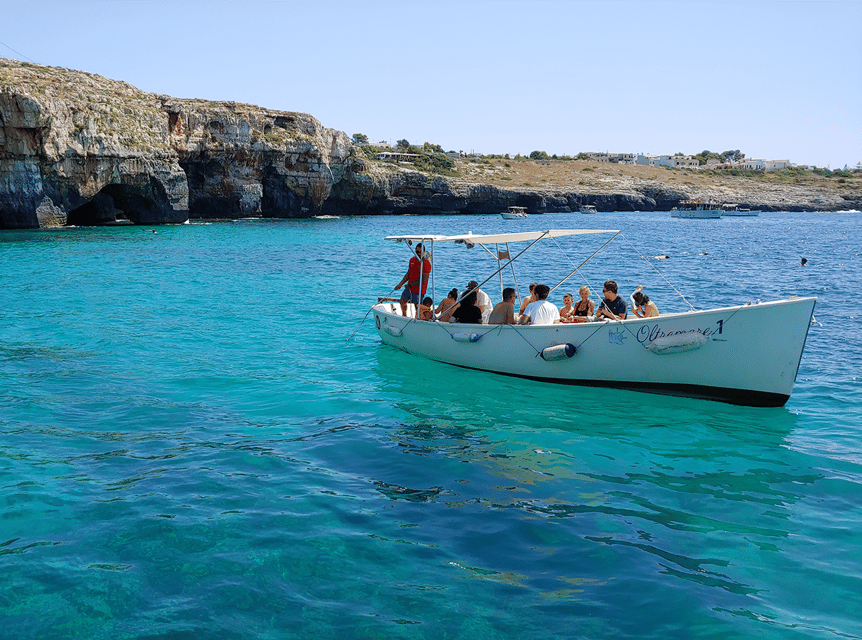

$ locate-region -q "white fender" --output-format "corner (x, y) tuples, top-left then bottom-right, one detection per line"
(646, 332), (707, 354)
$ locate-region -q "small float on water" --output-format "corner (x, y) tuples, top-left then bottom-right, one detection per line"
(371, 229), (816, 407)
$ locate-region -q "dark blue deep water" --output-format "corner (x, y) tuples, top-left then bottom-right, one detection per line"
(1, 211), (860, 639)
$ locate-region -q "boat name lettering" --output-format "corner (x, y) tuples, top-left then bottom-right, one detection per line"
(636, 320), (724, 344)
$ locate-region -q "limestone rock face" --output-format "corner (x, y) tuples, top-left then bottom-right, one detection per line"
(1, 61), (189, 228)
(0, 60), (353, 228)
(2, 59), (857, 229)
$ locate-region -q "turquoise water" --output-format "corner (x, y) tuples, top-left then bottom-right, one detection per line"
(1, 211), (860, 639)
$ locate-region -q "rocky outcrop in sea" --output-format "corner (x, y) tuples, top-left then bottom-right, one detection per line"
(1, 59), (858, 229)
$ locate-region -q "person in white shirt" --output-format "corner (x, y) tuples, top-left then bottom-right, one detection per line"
(466, 280), (492, 324)
(518, 284), (560, 325)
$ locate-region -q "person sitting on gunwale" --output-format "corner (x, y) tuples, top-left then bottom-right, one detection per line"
(419, 297), (434, 321)
(519, 282), (538, 315)
(572, 285), (595, 322)
(450, 290), (483, 324)
(466, 280), (492, 324)
(519, 284), (560, 325)
(559, 293), (576, 323)
(595, 280), (627, 321)
(488, 288), (517, 325)
(632, 291), (659, 318)
(435, 288), (459, 322)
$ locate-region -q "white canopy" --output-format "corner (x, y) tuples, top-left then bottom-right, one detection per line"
(384, 229), (619, 244)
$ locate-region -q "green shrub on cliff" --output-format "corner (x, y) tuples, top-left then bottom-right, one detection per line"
(410, 153), (457, 176)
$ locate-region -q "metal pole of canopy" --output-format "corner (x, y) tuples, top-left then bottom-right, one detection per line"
(506, 242), (521, 307)
(549, 232), (621, 294)
(495, 243), (504, 299)
(430, 238), (436, 320)
(454, 231), (550, 305)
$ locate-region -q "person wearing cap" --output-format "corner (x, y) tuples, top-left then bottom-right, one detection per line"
(519, 284), (560, 325)
(395, 243), (432, 317)
(466, 280), (492, 324)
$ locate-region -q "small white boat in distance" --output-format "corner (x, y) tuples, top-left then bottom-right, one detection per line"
(671, 201), (722, 218)
(501, 206), (528, 220)
(372, 229), (816, 407)
(722, 204), (761, 216)
(580, 204), (598, 214)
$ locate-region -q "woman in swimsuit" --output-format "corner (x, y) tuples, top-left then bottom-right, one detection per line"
(571, 285), (594, 322)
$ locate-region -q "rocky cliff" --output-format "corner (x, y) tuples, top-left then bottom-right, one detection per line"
(1, 59), (858, 229)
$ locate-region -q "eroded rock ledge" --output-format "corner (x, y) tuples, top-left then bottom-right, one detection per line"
(1, 59), (858, 229)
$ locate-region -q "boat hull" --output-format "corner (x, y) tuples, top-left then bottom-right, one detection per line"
(373, 297), (816, 406)
(670, 209), (722, 218)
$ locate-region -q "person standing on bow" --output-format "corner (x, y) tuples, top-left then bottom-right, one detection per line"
(396, 243), (432, 317)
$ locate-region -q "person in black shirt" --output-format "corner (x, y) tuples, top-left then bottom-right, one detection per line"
(595, 280), (627, 320)
(450, 290), (483, 324)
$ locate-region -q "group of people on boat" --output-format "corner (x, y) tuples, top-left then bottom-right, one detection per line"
(394, 243), (659, 326)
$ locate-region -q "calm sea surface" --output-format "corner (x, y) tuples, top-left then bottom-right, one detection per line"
(1, 210), (860, 640)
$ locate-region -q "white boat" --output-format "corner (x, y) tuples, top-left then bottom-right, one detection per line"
(722, 204), (761, 217)
(670, 201), (722, 218)
(501, 206), (528, 220)
(580, 205), (598, 214)
(372, 229), (816, 407)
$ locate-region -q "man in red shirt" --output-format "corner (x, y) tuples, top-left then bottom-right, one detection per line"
(395, 243), (432, 317)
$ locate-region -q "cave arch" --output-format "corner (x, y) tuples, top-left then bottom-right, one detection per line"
(67, 181), (170, 226)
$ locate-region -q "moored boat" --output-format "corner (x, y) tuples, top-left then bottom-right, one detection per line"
(501, 206), (528, 220)
(580, 204), (598, 214)
(722, 204), (761, 216)
(372, 229), (815, 407)
(670, 201), (722, 218)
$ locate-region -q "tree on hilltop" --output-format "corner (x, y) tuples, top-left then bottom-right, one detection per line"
(529, 150), (550, 160)
(694, 149), (722, 165)
(351, 133), (369, 145)
(721, 150), (745, 163)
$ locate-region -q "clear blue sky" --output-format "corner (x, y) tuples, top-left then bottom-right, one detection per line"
(3, 0), (860, 168)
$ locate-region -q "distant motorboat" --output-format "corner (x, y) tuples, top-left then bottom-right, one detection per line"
(580, 204), (598, 214)
(670, 201), (722, 219)
(501, 206), (528, 220)
(722, 204), (760, 216)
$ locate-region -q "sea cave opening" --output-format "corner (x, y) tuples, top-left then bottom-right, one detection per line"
(67, 183), (163, 226)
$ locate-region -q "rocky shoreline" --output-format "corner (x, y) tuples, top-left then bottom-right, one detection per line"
(1, 59), (859, 229)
